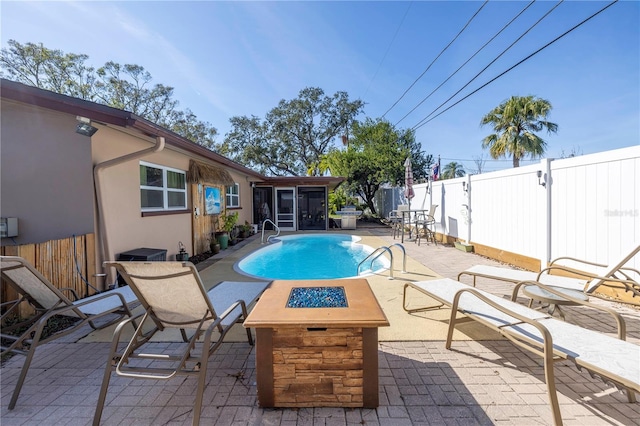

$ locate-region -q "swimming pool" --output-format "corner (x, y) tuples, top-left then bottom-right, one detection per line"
(235, 234), (389, 280)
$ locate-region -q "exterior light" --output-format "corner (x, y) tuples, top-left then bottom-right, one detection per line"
(75, 116), (98, 137)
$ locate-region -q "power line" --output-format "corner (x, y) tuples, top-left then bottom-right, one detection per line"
(381, 0), (488, 119)
(412, 0), (565, 130)
(394, 0), (536, 127)
(362, 2), (413, 101)
(412, 0), (619, 131)
(439, 157), (538, 163)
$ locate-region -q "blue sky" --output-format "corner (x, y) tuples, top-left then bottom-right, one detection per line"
(2, 1), (638, 173)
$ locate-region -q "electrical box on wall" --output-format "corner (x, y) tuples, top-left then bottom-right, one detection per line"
(0, 217), (18, 238)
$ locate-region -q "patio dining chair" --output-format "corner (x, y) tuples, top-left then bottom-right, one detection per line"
(416, 204), (438, 246)
(387, 205), (409, 239)
(0, 255), (139, 410)
(93, 261), (270, 426)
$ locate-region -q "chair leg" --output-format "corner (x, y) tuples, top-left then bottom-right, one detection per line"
(8, 343), (37, 410)
(245, 326), (254, 345)
(93, 316), (140, 426)
(193, 329), (217, 426)
(542, 348), (563, 425)
(93, 349), (116, 426)
(8, 316), (50, 409)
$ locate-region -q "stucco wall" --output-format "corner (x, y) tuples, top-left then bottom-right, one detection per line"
(92, 127), (193, 265)
(226, 170), (254, 225)
(0, 100), (95, 244)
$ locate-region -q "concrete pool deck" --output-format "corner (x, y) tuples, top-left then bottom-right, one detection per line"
(1, 226), (639, 425)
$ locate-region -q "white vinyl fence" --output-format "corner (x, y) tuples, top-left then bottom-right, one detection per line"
(386, 145), (639, 273)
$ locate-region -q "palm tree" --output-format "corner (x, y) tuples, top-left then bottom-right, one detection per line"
(441, 161), (465, 179)
(480, 95), (558, 167)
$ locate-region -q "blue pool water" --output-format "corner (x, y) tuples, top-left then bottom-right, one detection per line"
(235, 234), (389, 280)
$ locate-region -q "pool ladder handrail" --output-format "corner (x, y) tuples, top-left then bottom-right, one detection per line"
(357, 243), (406, 280)
(261, 219), (281, 244)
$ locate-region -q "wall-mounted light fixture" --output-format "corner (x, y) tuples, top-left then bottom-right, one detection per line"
(536, 170), (546, 187)
(75, 116), (98, 137)
(462, 181), (469, 193)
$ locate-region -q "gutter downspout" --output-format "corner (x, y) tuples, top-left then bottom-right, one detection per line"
(94, 136), (165, 288)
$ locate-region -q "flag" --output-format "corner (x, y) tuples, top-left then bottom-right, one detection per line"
(404, 157), (415, 209)
(432, 162), (440, 181)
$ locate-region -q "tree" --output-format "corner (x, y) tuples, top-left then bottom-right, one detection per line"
(441, 162), (466, 179)
(469, 154), (487, 175)
(0, 40), (218, 147)
(559, 146), (583, 158)
(324, 118), (432, 215)
(217, 87), (364, 176)
(0, 40), (96, 99)
(480, 95), (558, 167)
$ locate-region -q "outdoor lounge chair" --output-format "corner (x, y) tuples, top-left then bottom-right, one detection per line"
(93, 261), (270, 426)
(402, 278), (640, 426)
(0, 255), (138, 410)
(457, 244), (640, 301)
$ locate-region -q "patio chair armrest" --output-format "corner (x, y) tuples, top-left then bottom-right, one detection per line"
(616, 266), (640, 281)
(538, 265), (598, 280)
(1, 297), (22, 310)
(549, 256), (606, 269)
(540, 267), (640, 300)
(511, 280), (628, 340)
(59, 287), (81, 301)
(216, 299), (249, 324)
(0, 296), (28, 320)
(450, 286), (555, 356)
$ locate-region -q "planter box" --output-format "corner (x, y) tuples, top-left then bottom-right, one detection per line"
(455, 242), (474, 252)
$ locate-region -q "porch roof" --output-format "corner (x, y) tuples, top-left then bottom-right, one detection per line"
(256, 176), (344, 191)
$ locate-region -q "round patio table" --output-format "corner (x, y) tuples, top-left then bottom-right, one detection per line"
(522, 285), (589, 320)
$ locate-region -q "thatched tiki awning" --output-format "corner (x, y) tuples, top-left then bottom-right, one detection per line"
(188, 160), (235, 186)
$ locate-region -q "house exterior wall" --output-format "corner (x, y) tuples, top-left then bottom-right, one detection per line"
(91, 126), (193, 266)
(0, 100), (95, 245)
(226, 170), (254, 225)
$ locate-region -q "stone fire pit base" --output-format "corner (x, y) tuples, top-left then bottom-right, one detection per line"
(262, 326), (372, 407)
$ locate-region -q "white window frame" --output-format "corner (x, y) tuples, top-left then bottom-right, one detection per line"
(226, 182), (240, 208)
(140, 161), (187, 212)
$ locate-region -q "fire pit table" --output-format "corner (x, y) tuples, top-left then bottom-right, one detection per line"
(244, 279), (389, 408)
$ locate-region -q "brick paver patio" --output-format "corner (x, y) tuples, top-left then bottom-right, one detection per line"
(2, 227), (638, 425)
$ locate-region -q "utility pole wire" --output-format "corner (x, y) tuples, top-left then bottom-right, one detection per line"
(362, 2), (413, 101)
(381, 0), (488, 118)
(412, 0), (565, 130)
(394, 0), (535, 127)
(412, 0), (619, 131)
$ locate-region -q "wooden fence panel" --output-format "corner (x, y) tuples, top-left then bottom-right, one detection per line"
(191, 184), (222, 255)
(1, 234), (96, 319)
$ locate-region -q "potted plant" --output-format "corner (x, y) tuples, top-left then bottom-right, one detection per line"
(209, 234), (221, 254)
(216, 212), (238, 250)
(176, 241), (190, 261)
(239, 221), (252, 239)
(228, 224), (240, 246)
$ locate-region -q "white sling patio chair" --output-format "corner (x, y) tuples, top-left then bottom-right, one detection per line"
(93, 261), (270, 426)
(458, 244), (640, 302)
(0, 255), (138, 410)
(403, 278), (640, 426)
